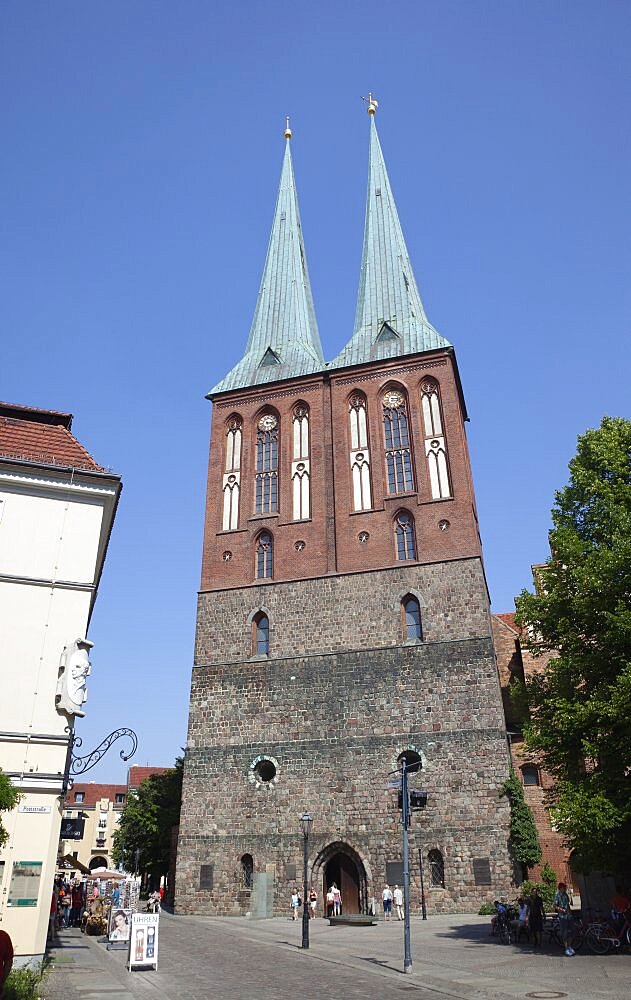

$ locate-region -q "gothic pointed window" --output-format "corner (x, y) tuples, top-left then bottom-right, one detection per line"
(401, 594), (422, 640)
(255, 413), (279, 514)
(382, 389), (414, 494)
(395, 510), (416, 561)
(420, 379), (451, 499)
(252, 612), (269, 654)
(241, 853), (254, 889)
(222, 416), (242, 531)
(292, 404), (310, 521)
(428, 849), (445, 888)
(256, 532), (273, 580)
(349, 393), (372, 511)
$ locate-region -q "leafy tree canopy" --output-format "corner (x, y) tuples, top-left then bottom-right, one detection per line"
(112, 758), (183, 876)
(515, 417), (631, 873)
(0, 769), (22, 848)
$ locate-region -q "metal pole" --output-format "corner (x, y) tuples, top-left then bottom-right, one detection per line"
(301, 829), (309, 949)
(418, 847), (427, 920)
(402, 764), (412, 974)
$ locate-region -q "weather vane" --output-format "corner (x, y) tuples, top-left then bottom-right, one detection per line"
(361, 92), (378, 115)
(284, 115), (292, 139)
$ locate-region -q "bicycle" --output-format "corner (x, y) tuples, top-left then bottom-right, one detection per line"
(544, 913), (585, 953)
(585, 908), (631, 954)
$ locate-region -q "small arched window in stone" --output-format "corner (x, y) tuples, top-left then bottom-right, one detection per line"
(349, 393), (372, 511)
(255, 533), (273, 580)
(252, 611), (269, 655)
(395, 511), (416, 561)
(383, 388), (414, 494)
(420, 380), (451, 499)
(241, 853), (254, 890)
(428, 849), (445, 888)
(522, 765), (540, 786)
(397, 749), (422, 774)
(401, 594), (422, 640)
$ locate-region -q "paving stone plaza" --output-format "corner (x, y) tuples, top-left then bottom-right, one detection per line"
(44, 912), (630, 1000)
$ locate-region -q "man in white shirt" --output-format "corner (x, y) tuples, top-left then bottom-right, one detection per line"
(382, 884), (393, 920)
(393, 884), (404, 920)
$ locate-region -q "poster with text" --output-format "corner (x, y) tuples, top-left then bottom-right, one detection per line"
(128, 912), (159, 970)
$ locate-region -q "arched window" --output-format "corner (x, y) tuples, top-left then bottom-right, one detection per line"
(255, 413), (279, 514)
(420, 380), (451, 499)
(382, 388), (414, 494)
(349, 393), (372, 511)
(241, 853), (254, 890)
(401, 595), (422, 640)
(222, 416), (242, 531)
(428, 849), (445, 888)
(252, 612), (269, 655)
(395, 511), (416, 561)
(256, 533), (273, 580)
(397, 749), (422, 774)
(292, 404), (310, 521)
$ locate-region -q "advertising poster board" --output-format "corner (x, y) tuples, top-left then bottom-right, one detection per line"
(108, 907), (132, 950)
(128, 912), (159, 970)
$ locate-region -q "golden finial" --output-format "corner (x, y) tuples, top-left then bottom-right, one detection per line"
(361, 92), (378, 115)
(284, 116), (292, 140)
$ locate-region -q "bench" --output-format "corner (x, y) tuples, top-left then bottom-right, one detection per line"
(328, 914), (378, 927)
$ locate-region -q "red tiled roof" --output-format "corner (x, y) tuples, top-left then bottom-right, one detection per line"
(66, 783), (127, 808)
(127, 766), (170, 789)
(495, 612), (519, 633)
(0, 402), (103, 472)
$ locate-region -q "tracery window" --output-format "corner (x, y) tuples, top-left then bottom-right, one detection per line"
(252, 612), (269, 655)
(255, 413), (279, 514)
(241, 854), (254, 889)
(255, 532), (273, 580)
(401, 595), (422, 640)
(395, 511), (416, 561)
(222, 415), (242, 531)
(292, 404), (310, 520)
(382, 389), (414, 494)
(349, 393), (372, 511)
(428, 849), (445, 888)
(420, 380), (451, 499)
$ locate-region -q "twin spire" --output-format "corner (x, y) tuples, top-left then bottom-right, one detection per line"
(210, 104), (449, 396)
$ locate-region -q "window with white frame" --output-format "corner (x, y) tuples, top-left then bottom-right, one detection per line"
(291, 404), (310, 520)
(222, 415), (242, 530)
(420, 379), (451, 499)
(349, 393), (372, 511)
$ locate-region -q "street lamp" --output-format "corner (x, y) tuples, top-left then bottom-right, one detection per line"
(299, 811), (313, 950)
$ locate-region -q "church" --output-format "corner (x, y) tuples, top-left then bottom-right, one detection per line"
(175, 100), (513, 915)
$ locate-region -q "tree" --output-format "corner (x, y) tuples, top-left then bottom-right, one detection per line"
(515, 417), (631, 873)
(112, 758), (183, 880)
(501, 770), (542, 872)
(0, 769), (21, 848)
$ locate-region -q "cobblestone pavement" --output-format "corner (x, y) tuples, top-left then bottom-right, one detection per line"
(43, 913), (631, 1000)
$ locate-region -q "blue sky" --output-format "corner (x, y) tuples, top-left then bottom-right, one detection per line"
(2, 2), (630, 780)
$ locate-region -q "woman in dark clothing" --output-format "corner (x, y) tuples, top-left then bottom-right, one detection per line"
(529, 887), (545, 947)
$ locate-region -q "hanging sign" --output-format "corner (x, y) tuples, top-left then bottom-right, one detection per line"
(128, 912), (159, 970)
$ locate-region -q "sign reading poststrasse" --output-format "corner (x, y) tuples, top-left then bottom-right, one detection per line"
(128, 912), (159, 971)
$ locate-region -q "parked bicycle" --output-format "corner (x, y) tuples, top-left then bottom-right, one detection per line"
(585, 908), (631, 954)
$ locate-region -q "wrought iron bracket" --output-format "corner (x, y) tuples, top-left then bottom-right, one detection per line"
(62, 727), (138, 791)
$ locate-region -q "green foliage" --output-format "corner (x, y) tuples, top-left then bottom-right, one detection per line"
(515, 417), (631, 873)
(0, 769), (22, 848)
(500, 770), (542, 870)
(520, 867), (557, 909)
(4, 963), (47, 1000)
(112, 757), (183, 876)
(508, 678), (529, 728)
(478, 902), (496, 915)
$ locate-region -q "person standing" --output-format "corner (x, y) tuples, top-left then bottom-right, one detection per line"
(309, 887), (317, 918)
(382, 884), (393, 920)
(0, 929), (13, 999)
(326, 886), (334, 917)
(554, 881), (574, 956)
(290, 889), (300, 920)
(528, 887), (545, 948)
(332, 883), (342, 916)
(393, 884), (404, 920)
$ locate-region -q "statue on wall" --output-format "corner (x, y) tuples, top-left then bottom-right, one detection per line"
(56, 638), (93, 717)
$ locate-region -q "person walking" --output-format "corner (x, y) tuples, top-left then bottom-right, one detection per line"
(290, 889), (300, 920)
(382, 884), (393, 920)
(326, 886), (334, 918)
(554, 881), (574, 956)
(393, 884), (404, 920)
(309, 887), (317, 918)
(529, 887), (545, 948)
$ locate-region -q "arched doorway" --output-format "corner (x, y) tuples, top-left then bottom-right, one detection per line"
(312, 842), (368, 915)
(89, 856), (108, 870)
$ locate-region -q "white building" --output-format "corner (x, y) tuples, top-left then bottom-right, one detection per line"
(0, 402), (121, 963)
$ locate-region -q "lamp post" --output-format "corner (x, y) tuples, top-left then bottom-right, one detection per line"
(299, 811), (313, 950)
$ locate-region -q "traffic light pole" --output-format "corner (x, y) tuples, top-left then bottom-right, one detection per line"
(402, 763), (412, 974)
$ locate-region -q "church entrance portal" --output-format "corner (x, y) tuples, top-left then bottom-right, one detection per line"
(313, 842), (367, 915)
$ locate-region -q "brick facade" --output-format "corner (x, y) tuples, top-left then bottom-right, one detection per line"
(176, 346), (515, 916)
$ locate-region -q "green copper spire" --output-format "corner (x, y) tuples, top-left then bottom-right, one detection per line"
(331, 107), (450, 370)
(209, 126), (324, 395)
